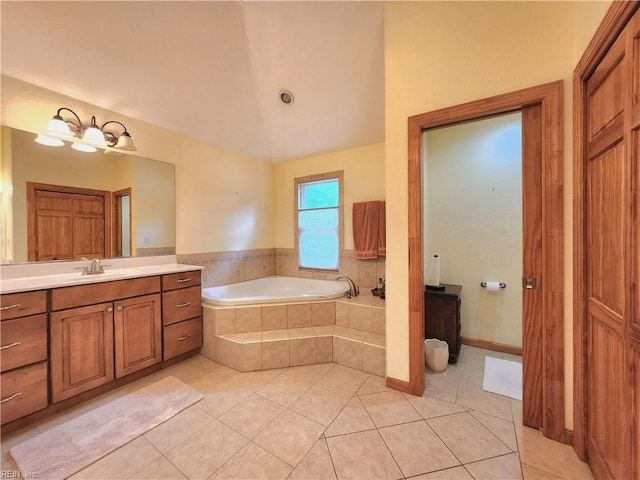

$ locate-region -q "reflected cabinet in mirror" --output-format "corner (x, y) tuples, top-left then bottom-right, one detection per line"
(0, 126), (175, 263)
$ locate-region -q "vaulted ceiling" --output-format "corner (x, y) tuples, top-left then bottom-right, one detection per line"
(1, 1), (385, 163)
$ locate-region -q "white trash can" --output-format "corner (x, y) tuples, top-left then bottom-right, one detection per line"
(424, 339), (449, 372)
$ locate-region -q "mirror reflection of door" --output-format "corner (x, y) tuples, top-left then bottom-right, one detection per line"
(113, 188), (132, 258)
(27, 182), (110, 261)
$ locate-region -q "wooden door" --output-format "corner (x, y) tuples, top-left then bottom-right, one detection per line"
(50, 302), (114, 403)
(31, 190), (74, 261)
(114, 293), (161, 378)
(584, 9), (639, 479)
(521, 104), (544, 430)
(27, 183), (110, 261)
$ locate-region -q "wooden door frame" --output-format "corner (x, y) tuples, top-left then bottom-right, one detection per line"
(406, 80), (566, 443)
(27, 182), (112, 261)
(573, 0), (640, 461)
(112, 187), (132, 257)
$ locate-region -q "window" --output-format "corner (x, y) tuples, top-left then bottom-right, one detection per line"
(295, 172), (343, 271)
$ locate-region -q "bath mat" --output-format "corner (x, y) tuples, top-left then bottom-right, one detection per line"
(482, 356), (522, 400)
(10, 376), (202, 480)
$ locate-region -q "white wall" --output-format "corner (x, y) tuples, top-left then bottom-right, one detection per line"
(425, 113), (522, 348)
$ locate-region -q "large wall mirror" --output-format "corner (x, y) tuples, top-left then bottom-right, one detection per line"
(1, 126), (175, 264)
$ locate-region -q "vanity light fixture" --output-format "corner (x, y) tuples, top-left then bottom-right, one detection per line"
(34, 107), (137, 153)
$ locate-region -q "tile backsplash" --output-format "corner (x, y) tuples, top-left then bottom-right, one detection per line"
(177, 248), (385, 289)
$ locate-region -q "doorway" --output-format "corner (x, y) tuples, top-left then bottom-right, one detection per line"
(423, 112), (523, 355)
(407, 81), (566, 443)
(113, 188), (132, 258)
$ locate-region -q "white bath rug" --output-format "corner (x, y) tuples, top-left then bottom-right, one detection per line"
(10, 376), (202, 480)
(482, 356), (522, 400)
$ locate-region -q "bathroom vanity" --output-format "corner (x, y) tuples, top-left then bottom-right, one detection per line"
(0, 257), (203, 429)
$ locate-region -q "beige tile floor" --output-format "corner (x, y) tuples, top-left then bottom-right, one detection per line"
(1, 345), (594, 479)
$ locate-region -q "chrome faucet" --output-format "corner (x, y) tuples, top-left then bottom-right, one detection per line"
(336, 275), (359, 298)
(81, 257), (105, 275)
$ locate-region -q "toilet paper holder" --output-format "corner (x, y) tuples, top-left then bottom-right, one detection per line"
(480, 282), (506, 289)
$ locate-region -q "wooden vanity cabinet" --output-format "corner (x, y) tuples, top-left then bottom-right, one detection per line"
(2, 268), (202, 426)
(49, 276), (162, 403)
(162, 272), (202, 360)
(0, 290), (49, 425)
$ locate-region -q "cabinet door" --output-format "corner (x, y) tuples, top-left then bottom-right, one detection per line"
(114, 294), (162, 378)
(50, 303), (114, 403)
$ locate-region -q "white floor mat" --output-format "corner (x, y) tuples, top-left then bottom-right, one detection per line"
(482, 356), (523, 400)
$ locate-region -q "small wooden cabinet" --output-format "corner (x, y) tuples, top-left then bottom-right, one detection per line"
(162, 271), (202, 360)
(424, 284), (462, 364)
(0, 290), (49, 425)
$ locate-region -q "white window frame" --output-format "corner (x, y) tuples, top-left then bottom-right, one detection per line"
(294, 171), (344, 272)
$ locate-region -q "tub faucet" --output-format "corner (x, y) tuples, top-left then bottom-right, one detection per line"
(336, 275), (359, 298)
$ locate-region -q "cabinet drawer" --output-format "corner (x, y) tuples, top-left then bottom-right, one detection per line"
(51, 276), (161, 311)
(0, 290), (47, 320)
(1, 362), (48, 425)
(162, 286), (202, 326)
(0, 314), (48, 372)
(163, 318), (202, 360)
(162, 271), (201, 291)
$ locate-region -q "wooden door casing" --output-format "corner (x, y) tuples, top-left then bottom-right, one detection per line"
(521, 104), (544, 430)
(406, 81), (565, 442)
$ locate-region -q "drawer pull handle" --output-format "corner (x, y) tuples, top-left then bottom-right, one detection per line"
(176, 302), (192, 308)
(176, 278), (192, 283)
(177, 335), (192, 341)
(0, 303), (21, 311)
(0, 341), (22, 350)
(0, 392), (22, 404)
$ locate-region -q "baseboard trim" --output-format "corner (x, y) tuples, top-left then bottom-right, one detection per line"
(462, 337), (523, 356)
(385, 376), (413, 395)
(563, 428), (574, 446)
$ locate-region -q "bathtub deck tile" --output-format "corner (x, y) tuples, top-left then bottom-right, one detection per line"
(287, 303), (313, 329)
(363, 333), (385, 347)
(263, 329), (290, 341)
(289, 327), (316, 339)
(313, 326), (336, 337)
(290, 337), (317, 367)
(236, 306), (262, 333)
(317, 336), (333, 363)
(262, 305), (288, 331)
(312, 302), (336, 327)
(242, 342), (262, 372)
(262, 340), (290, 370)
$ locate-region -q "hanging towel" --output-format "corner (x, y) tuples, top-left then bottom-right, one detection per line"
(377, 201), (386, 256)
(353, 200), (386, 259)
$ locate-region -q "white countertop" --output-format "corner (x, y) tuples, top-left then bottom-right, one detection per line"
(0, 256), (203, 294)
